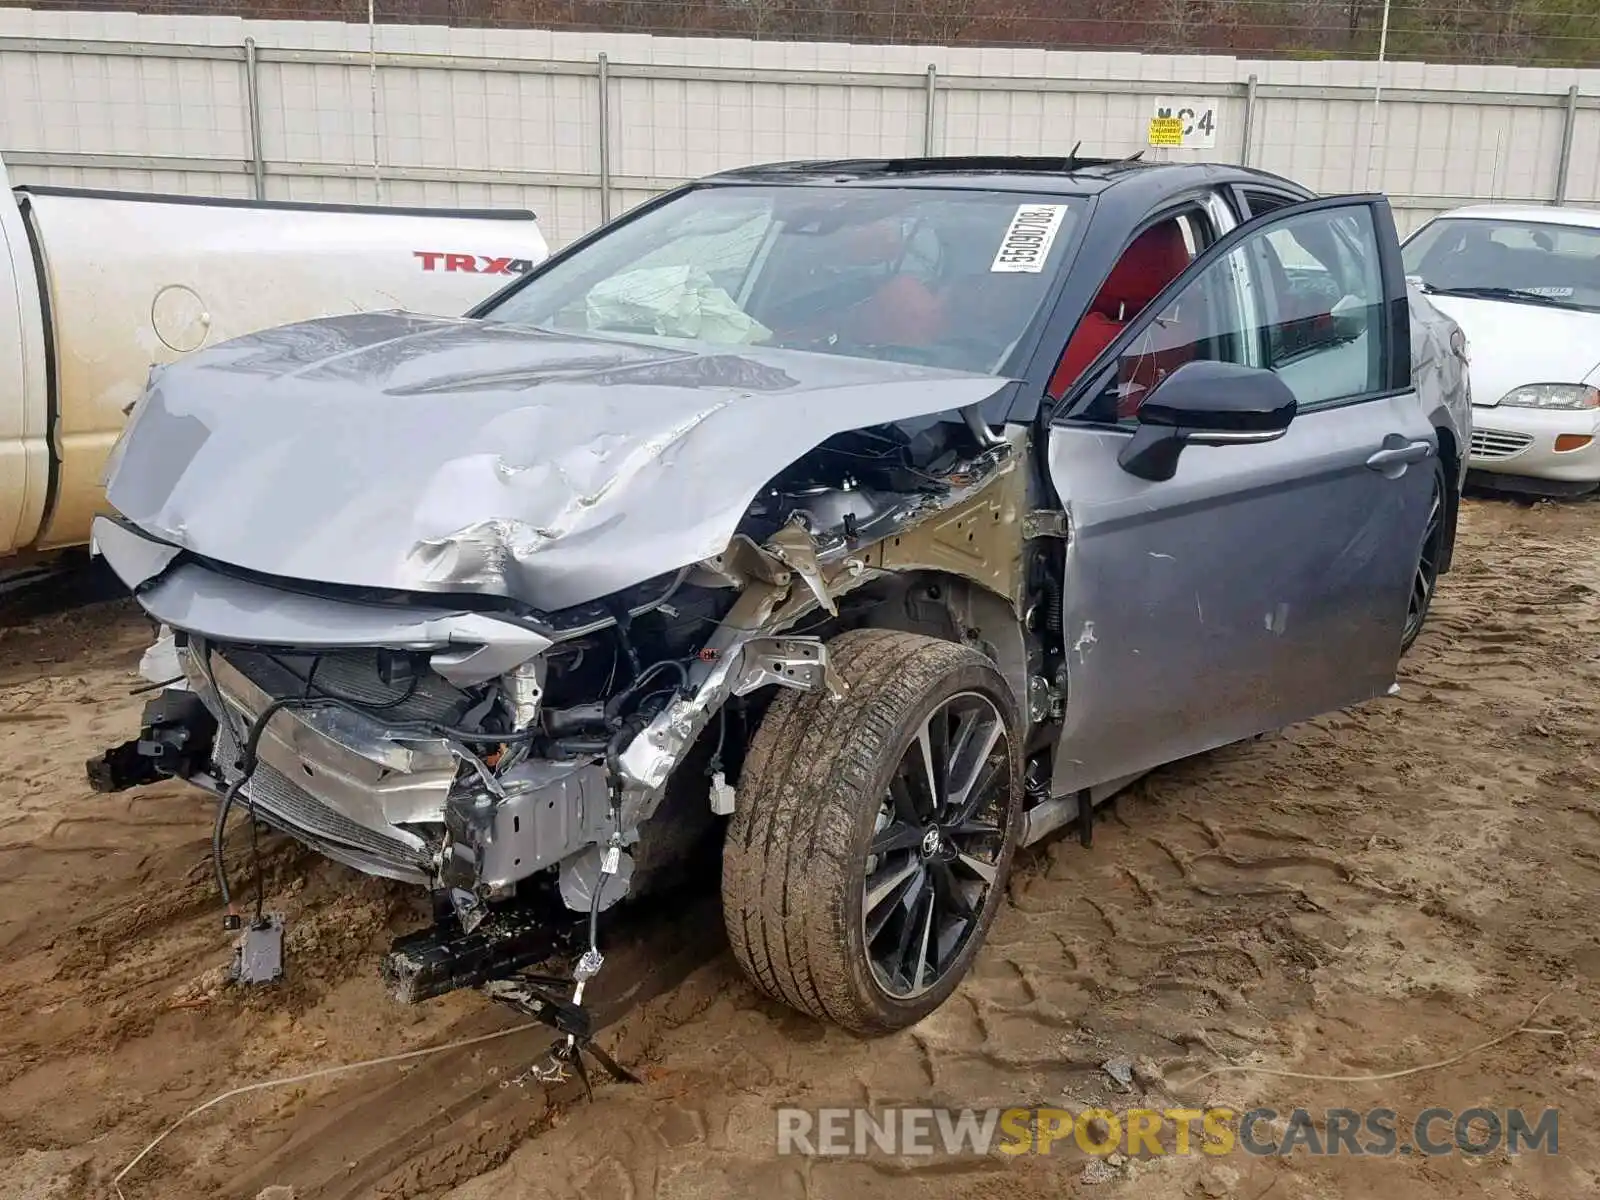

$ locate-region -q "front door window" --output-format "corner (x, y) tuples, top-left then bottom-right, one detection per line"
(1068, 203), (1392, 422)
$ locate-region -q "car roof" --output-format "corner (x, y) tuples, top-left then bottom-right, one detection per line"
(1434, 202), (1600, 229)
(702, 156), (1302, 199)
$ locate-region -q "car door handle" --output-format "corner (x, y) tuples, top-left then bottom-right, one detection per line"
(1366, 441), (1432, 470)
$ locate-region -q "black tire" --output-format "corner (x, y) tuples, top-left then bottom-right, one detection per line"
(1401, 458), (1449, 655)
(722, 628), (1024, 1035)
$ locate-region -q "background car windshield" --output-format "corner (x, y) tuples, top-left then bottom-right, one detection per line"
(481, 184), (1083, 374)
(1402, 216), (1600, 312)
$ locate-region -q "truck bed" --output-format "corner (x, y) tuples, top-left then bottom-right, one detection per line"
(1, 169), (550, 557)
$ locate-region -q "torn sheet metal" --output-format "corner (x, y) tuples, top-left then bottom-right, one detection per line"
(611, 530), (850, 819)
(613, 446), (1021, 816)
(103, 312), (1010, 613)
(94, 521), (551, 689)
(869, 429), (1030, 612)
(613, 628), (837, 812)
(764, 520), (838, 615)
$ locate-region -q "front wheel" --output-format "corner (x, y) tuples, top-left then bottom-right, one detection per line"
(1401, 458), (1449, 654)
(722, 629), (1024, 1035)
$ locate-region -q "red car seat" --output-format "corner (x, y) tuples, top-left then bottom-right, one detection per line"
(1050, 220), (1193, 403)
(854, 273), (948, 346)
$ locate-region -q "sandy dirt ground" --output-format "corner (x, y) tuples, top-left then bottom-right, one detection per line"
(1, 494), (1596, 1200)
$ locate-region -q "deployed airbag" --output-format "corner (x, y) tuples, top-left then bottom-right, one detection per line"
(586, 266), (771, 345)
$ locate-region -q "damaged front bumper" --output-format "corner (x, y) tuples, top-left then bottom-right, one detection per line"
(93, 627), (841, 898)
(88, 422), (1024, 959)
(85, 517), (855, 915)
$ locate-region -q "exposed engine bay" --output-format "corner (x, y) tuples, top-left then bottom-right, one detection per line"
(90, 381), (1073, 1051)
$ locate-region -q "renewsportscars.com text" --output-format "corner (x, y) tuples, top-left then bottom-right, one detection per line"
(775, 1105), (1560, 1159)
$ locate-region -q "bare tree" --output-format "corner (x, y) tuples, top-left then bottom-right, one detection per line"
(617, 0), (697, 33)
(924, 0), (981, 43)
(726, 0), (786, 37)
(1147, 0), (1204, 50)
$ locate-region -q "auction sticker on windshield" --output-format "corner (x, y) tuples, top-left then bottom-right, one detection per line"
(991, 204), (1070, 273)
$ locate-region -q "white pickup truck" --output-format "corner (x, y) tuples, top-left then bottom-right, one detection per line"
(0, 151), (549, 561)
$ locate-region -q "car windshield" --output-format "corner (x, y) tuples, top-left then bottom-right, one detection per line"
(480, 184), (1084, 374)
(1402, 216), (1600, 313)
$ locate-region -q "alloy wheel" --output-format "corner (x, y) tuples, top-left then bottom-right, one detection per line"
(861, 691), (1014, 999)
(1404, 472), (1446, 648)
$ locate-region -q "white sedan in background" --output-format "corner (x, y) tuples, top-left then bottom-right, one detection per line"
(1401, 203), (1600, 496)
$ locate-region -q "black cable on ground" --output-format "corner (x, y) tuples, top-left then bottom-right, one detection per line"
(211, 776), (247, 929)
(213, 694), (329, 928)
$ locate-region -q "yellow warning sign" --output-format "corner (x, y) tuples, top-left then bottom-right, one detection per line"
(1147, 117), (1184, 147)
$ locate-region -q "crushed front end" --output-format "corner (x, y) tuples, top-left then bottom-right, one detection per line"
(86, 402), (1028, 1010)
(85, 307), (1044, 1042)
(84, 530), (811, 996)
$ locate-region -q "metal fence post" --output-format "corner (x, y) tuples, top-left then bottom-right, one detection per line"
(244, 37), (265, 199)
(1240, 74), (1258, 167)
(923, 64), (938, 155)
(1553, 84), (1578, 205)
(597, 52), (612, 223)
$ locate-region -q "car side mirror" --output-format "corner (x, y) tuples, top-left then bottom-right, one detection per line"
(1117, 359), (1298, 482)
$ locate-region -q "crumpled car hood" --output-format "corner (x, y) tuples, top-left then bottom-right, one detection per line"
(105, 312), (1009, 611)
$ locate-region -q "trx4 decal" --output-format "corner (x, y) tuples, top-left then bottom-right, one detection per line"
(414, 252), (535, 275)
